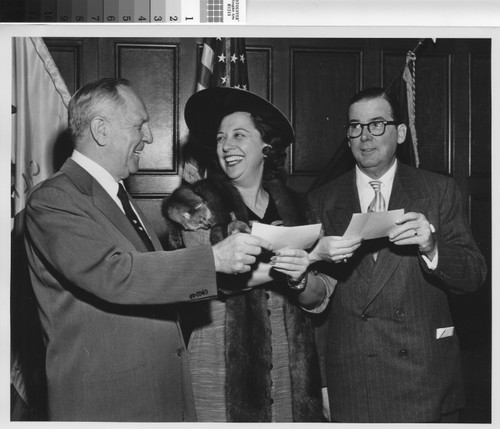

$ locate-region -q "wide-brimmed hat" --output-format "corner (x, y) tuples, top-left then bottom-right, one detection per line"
(184, 87), (294, 147)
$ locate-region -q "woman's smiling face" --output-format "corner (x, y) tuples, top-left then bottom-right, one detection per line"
(216, 111), (266, 186)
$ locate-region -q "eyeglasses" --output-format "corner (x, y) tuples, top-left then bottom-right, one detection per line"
(344, 121), (398, 138)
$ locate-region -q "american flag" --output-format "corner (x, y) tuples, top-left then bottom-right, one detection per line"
(182, 37), (249, 183)
(197, 37), (249, 91)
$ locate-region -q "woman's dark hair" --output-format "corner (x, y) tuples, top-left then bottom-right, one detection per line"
(250, 113), (287, 181)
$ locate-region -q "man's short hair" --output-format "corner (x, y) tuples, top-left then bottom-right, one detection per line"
(346, 87), (403, 124)
(68, 77), (132, 141)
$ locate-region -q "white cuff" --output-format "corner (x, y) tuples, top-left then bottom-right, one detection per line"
(421, 249), (438, 270)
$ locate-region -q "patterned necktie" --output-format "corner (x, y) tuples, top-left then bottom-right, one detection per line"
(117, 183), (154, 251)
(367, 180), (385, 261)
(367, 180), (386, 213)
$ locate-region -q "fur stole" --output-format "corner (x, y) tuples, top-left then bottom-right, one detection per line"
(163, 177), (324, 422)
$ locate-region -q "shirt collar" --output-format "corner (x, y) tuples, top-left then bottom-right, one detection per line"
(71, 150), (120, 198)
(355, 159), (398, 211)
(356, 159), (398, 189)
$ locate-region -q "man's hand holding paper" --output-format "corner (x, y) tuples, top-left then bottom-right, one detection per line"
(250, 223), (322, 282)
(250, 222), (322, 251)
(308, 209), (405, 265)
(343, 209), (404, 240)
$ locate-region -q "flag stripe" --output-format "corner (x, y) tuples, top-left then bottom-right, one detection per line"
(197, 63), (213, 91)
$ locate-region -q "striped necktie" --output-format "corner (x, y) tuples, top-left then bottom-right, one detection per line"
(367, 180), (386, 213)
(367, 180), (385, 261)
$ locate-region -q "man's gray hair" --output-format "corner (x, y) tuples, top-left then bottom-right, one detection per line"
(68, 77), (132, 142)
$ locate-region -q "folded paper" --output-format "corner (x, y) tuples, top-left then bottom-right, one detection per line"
(251, 223), (322, 250)
(343, 209), (404, 240)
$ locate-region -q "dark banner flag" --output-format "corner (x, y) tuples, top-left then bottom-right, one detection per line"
(386, 43), (424, 168)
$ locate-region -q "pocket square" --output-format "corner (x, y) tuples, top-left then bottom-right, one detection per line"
(436, 326), (454, 339)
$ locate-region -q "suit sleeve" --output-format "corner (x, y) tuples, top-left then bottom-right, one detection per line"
(424, 176), (487, 294)
(25, 184), (218, 305)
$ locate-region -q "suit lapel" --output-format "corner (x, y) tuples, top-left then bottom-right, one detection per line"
(363, 163), (431, 310)
(323, 170), (360, 236)
(322, 173), (381, 285)
(61, 159), (161, 252)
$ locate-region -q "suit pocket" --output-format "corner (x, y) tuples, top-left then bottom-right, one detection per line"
(82, 362), (161, 421)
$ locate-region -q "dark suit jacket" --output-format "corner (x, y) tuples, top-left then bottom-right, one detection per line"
(308, 162), (487, 422)
(24, 158), (219, 421)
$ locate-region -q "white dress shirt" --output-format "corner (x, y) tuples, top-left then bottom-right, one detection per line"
(355, 160), (437, 268)
(71, 150), (150, 236)
(356, 161), (396, 213)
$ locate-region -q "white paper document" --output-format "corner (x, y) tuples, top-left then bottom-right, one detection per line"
(436, 326), (454, 339)
(250, 223), (322, 251)
(343, 209), (404, 240)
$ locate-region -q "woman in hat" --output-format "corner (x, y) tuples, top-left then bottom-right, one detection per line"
(163, 87), (335, 422)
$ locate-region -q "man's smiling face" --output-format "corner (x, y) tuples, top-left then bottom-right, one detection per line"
(347, 96), (406, 179)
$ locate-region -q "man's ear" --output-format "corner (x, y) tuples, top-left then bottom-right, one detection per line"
(90, 117), (108, 146)
(396, 123), (407, 144)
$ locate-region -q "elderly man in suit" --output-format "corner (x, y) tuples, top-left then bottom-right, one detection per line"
(23, 77), (271, 421)
(307, 87), (487, 422)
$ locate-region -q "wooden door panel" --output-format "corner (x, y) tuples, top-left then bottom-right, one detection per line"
(470, 53), (491, 178)
(289, 47), (360, 191)
(246, 46), (271, 100)
(115, 42), (180, 195)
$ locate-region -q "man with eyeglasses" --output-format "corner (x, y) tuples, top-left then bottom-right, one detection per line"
(307, 87), (486, 422)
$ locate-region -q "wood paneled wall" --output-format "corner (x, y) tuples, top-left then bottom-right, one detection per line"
(44, 37), (491, 422)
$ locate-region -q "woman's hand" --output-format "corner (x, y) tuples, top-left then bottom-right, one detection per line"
(269, 248), (310, 281)
(308, 235), (363, 264)
(246, 262), (274, 287)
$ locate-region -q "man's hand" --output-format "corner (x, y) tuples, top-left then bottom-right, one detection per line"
(212, 233), (273, 274)
(308, 236), (363, 264)
(389, 212), (437, 259)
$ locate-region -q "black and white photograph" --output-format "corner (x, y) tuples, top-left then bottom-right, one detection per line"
(2, 8), (496, 425)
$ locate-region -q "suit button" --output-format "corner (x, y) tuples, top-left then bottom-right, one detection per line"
(265, 293), (270, 300)
(395, 309), (405, 319)
(177, 348), (184, 356)
(399, 348), (409, 358)
(361, 313), (371, 321)
(270, 398), (274, 405)
(267, 309), (271, 316)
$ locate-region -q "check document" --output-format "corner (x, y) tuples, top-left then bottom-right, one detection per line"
(343, 209), (404, 240)
(250, 223), (322, 250)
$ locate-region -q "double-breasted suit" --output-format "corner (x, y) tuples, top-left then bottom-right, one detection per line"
(24, 158), (219, 421)
(308, 162), (487, 422)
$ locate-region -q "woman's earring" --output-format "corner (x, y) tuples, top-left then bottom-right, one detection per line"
(262, 144), (272, 158)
